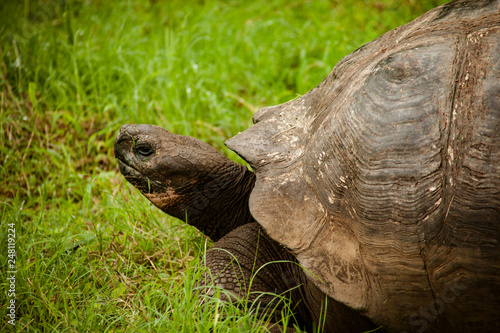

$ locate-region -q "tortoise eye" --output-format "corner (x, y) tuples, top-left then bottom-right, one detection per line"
(135, 144), (154, 157)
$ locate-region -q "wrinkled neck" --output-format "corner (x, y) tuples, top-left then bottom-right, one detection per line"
(181, 162), (256, 241)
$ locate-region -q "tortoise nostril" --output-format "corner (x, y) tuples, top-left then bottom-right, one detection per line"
(117, 125), (134, 141)
(119, 124), (132, 136)
(114, 126), (134, 159)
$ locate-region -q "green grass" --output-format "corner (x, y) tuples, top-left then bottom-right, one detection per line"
(1, 0), (448, 331)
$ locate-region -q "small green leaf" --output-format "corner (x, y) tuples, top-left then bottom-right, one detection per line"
(111, 283), (127, 298)
(28, 82), (37, 111)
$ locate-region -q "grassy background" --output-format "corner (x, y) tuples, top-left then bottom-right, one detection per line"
(1, 0), (448, 331)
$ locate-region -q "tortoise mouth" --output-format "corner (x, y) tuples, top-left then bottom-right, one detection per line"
(117, 159), (149, 187)
(118, 159), (137, 176)
(117, 159), (169, 195)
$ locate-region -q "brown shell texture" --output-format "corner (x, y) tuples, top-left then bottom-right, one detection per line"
(226, 0), (500, 331)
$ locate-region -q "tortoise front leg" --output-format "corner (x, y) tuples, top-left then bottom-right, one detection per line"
(201, 223), (378, 332)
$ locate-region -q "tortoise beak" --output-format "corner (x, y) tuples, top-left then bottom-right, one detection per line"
(114, 125), (151, 189)
(114, 125), (132, 160)
(114, 124), (140, 176)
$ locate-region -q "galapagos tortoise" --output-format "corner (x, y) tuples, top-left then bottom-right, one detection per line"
(114, 0), (500, 331)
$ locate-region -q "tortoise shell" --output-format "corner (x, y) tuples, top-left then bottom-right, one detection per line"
(226, 0), (500, 331)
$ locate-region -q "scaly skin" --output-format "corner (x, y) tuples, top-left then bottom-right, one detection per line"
(205, 223), (378, 332)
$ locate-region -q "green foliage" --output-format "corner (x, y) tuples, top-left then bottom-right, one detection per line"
(0, 0), (447, 331)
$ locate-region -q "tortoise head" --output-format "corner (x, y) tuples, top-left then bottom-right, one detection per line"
(114, 124), (255, 240)
(114, 124), (223, 220)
